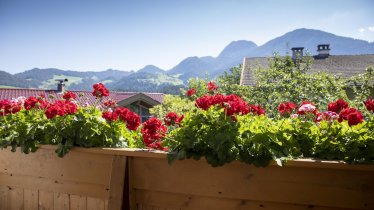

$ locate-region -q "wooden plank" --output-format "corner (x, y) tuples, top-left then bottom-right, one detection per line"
(87, 197), (105, 210)
(24, 189), (39, 210)
(8, 187), (24, 210)
(131, 157), (374, 210)
(135, 189), (350, 210)
(38, 145), (374, 171)
(40, 145), (167, 159)
(0, 186), (9, 210)
(0, 173), (109, 199)
(107, 155), (126, 210)
(70, 195), (87, 210)
(39, 190), (54, 210)
(54, 192), (70, 210)
(104, 200), (108, 210)
(0, 148), (113, 185)
(128, 158), (137, 210)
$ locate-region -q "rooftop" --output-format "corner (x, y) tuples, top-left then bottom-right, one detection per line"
(0, 88), (164, 106)
(240, 54), (374, 86)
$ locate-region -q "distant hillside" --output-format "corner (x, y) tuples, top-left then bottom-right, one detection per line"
(137, 65), (165, 74)
(0, 70), (35, 88)
(2, 28), (374, 93)
(14, 68), (132, 90)
(108, 70), (184, 94)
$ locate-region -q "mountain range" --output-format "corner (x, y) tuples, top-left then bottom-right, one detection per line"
(1, 28), (374, 93)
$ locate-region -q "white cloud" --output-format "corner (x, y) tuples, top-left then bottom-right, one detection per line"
(358, 28), (365, 33)
(368, 26), (374, 32)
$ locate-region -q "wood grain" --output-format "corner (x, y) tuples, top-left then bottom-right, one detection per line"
(130, 157), (374, 210)
(24, 189), (38, 210)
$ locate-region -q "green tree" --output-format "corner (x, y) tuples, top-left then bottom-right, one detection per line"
(149, 94), (195, 119)
(248, 55), (349, 115)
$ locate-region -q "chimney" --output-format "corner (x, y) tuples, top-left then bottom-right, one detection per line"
(291, 47), (304, 60)
(317, 44), (330, 58)
(55, 79), (68, 93)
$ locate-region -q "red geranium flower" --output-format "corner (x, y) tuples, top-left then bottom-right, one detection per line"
(45, 102), (66, 119)
(45, 100), (78, 119)
(196, 95), (213, 110)
(186, 88), (196, 97)
(328, 99), (348, 113)
(102, 110), (119, 122)
(124, 111), (141, 131)
(249, 104), (266, 116)
(365, 97), (374, 112)
(24, 96), (39, 110)
(278, 102), (296, 116)
(24, 96), (49, 110)
(195, 94), (254, 118)
(92, 83), (110, 98)
(0, 99), (22, 115)
(62, 91), (77, 101)
(115, 107), (130, 119)
(164, 112), (184, 126)
(64, 101), (78, 115)
(141, 117), (168, 150)
(114, 107), (140, 130)
(207, 81), (218, 91)
(338, 108), (364, 126)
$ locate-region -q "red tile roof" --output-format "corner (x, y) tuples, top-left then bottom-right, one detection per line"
(0, 88), (164, 106)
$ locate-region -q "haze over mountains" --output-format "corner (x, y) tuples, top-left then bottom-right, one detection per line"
(1, 28), (374, 93)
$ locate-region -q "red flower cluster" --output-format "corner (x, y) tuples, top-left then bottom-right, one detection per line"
(102, 110), (119, 122)
(338, 108), (364, 126)
(328, 99), (348, 113)
(164, 112), (184, 126)
(112, 107), (141, 131)
(223, 94), (250, 116)
(92, 83), (109, 98)
(45, 100), (78, 119)
(195, 94), (264, 118)
(0, 100), (22, 116)
(365, 97), (374, 112)
(24, 96), (48, 110)
(103, 99), (117, 108)
(249, 104), (266, 116)
(278, 102), (296, 116)
(141, 117), (168, 150)
(62, 92), (77, 101)
(186, 88), (196, 97)
(207, 81), (218, 91)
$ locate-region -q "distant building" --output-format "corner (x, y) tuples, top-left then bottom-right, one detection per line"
(240, 44), (374, 86)
(0, 80), (163, 122)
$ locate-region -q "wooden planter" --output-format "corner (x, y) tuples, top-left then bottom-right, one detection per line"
(0, 146), (126, 210)
(1, 147), (374, 210)
(127, 153), (374, 210)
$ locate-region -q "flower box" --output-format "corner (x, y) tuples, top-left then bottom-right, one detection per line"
(0, 146), (127, 210)
(127, 151), (374, 210)
(1, 146), (374, 210)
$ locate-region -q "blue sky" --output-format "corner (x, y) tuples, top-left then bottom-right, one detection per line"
(0, 0), (373, 73)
